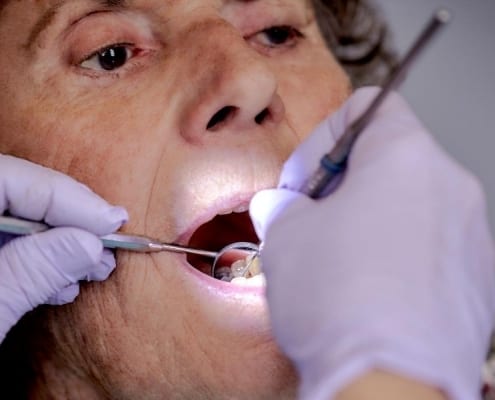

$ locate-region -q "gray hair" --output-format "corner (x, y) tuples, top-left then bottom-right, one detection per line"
(313, 0), (398, 87)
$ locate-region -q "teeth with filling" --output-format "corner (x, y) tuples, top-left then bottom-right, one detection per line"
(214, 253), (262, 282)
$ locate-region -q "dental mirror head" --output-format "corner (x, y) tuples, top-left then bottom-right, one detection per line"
(211, 242), (261, 282)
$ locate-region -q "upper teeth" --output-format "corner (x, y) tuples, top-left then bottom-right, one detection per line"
(233, 204), (249, 213)
(219, 204), (249, 215)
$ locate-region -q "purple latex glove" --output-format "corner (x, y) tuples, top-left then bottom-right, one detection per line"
(250, 87), (495, 400)
(0, 155), (128, 342)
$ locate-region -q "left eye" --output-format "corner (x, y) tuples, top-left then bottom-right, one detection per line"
(254, 25), (302, 47)
(80, 44), (133, 71)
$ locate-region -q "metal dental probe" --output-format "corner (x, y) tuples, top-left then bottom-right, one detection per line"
(0, 215), (218, 258)
(299, 8), (452, 198)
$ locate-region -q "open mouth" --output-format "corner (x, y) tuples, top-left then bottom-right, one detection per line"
(186, 210), (260, 280)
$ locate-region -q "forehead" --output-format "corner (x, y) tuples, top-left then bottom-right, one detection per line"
(1, 0), (314, 31)
(12, 0), (312, 10)
(2, 0), (314, 51)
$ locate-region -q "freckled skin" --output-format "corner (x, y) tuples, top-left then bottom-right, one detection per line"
(0, 0), (350, 398)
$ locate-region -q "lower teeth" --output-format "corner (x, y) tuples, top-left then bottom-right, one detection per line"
(231, 274), (266, 286)
(213, 254), (262, 282)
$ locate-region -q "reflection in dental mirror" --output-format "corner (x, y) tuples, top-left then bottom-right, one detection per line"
(212, 242), (261, 282)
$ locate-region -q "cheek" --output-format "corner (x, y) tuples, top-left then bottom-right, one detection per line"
(276, 55), (351, 142)
(0, 75), (178, 227)
(61, 256), (291, 396)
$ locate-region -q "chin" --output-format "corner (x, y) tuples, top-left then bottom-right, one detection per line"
(137, 253), (297, 399)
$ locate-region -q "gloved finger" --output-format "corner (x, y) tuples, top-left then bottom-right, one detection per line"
(84, 249), (116, 281)
(250, 189), (313, 241)
(277, 87), (379, 190)
(0, 155), (128, 235)
(277, 87), (425, 191)
(45, 250), (116, 305)
(0, 227), (106, 310)
(277, 118), (338, 192)
(46, 283), (80, 305)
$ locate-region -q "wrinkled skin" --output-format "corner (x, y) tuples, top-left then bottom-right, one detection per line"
(0, 0), (350, 398)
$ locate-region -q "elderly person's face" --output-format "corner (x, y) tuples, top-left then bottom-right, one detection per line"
(0, 0), (350, 398)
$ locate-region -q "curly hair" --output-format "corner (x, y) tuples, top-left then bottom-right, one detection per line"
(313, 0), (398, 87)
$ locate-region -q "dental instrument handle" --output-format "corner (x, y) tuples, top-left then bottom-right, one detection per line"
(299, 8), (451, 199)
(101, 233), (218, 258)
(0, 215), (218, 259)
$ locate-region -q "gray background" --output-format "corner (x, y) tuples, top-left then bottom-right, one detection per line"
(374, 0), (495, 231)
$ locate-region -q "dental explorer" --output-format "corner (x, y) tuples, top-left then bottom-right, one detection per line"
(0, 215), (260, 275)
(0, 215), (218, 258)
(299, 8), (452, 199)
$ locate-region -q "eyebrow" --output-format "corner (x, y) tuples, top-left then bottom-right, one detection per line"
(25, 0), (127, 50)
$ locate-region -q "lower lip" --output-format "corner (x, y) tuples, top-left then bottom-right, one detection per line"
(151, 252), (269, 333)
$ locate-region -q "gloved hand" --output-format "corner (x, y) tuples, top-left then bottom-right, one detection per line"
(0, 155), (128, 343)
(250, 87), (495, 400)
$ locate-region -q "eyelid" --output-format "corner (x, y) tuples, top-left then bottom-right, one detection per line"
(247, 25), (304, 52)
(63, 10), (160, 80)
(64, 10), (157, 62)
(27, 4), (115, 52)
(79, 42), (134, 65)
(78, 43), (136, 73)
(232, 1), (312, 39)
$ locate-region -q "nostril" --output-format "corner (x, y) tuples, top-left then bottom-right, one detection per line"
(255, 108), (270, 125)
(206, 106), (238, 130)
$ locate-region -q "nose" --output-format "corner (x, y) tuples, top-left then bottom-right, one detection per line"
(179, 19), (285, 141)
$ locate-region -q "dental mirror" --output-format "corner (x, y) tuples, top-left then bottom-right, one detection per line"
(211, 241), (261, 281)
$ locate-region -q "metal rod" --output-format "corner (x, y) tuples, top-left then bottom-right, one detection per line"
(300, 8), (451, 198)
(0, 216), (218, 259)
